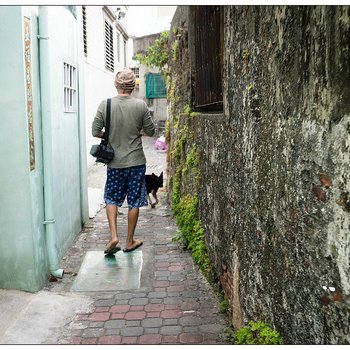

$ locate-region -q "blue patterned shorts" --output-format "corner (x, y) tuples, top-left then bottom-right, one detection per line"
(104, 165), (149, 209)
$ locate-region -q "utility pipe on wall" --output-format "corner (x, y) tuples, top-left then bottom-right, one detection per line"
(38, 6), (64, 279)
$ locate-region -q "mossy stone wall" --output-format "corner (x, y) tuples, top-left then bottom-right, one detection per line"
(168, 5), (350, 344)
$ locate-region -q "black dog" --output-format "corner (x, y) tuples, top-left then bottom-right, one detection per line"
(145, 172), (163, 208)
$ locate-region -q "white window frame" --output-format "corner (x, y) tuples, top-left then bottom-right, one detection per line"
(123, 39), (127, 68)
(63, 62), (77, 113)
(117, 32), (121, 62)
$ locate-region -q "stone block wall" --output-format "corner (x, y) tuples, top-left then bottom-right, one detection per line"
(167, 5), (350, 344)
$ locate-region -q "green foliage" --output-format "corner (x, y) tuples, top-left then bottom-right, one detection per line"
(183, 146), (201, 178)
(227, 321), (283, 345)
(171, 193), (210, 274)
(183, 104), (200, 119)
(168, 101), (209, 274)
(190, 111), (200, 118)
(247, 83), (254, 91)
(171, 230), (185, 244)
(184, 104), (191, 115)
(242, 48), (250, 60)
(186, 146), (200, 168)
(172, 167), (182, 207)
(167, 77), (178, 105)
(219, 299), (229, 314)
(135, 31), (169, 75)
(172, 40), (179, 61)
(170, 131), (187, 160)
(172, 26), (180, 36)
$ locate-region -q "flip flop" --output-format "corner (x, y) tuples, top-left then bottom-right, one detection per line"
(123, 241), (143, 253)
(104, 246), (121, 255)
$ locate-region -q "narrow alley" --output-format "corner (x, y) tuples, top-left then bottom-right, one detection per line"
(0, 136), (230, 345)
(1, 5), (349, 345)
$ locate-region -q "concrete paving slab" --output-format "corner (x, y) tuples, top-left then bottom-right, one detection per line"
(0, 290), (93, 344)
(71, 247), (154, 292)
(0, 289), (33, 340)
(72, 250), (142, 292)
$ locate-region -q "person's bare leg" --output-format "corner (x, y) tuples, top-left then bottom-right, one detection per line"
(106, 204), (119, 250)
(125, 208), (142, 250)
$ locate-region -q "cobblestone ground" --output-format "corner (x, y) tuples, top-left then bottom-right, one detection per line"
(48, 137), (231, 345)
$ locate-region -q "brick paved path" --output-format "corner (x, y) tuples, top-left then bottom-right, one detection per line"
(54, 137), (230, 345)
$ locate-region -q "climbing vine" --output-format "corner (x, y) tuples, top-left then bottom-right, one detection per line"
(168, 104), (210, 276)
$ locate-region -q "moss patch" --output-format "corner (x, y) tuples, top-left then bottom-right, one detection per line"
(168, 104), (210, 276)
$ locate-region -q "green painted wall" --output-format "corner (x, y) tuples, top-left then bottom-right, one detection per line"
(45, 7), (83, 259)
(0, 6), (88, 292)
(0, 6), (48, 291)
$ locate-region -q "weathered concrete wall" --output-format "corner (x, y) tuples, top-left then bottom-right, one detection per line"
(133, 33), (160, 55)
(168, 5), (350, 344)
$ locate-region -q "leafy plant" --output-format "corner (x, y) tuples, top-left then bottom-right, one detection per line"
(183, 104), (191, 115)
(172, 40), (179, 61)
(219, 299), (229, 314)
(168, 104), (208, 275)
(242, 48), (250, 60)
(227, 321), (283, 345)
(171, 194), (210, 274)
(186, 146), (200, 168)
(170, 131), (187, 160)
(135, 31), (169, 75)
(171, 230), (184, 243)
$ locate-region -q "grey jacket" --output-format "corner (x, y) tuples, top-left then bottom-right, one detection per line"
(92, 95), (155, 168)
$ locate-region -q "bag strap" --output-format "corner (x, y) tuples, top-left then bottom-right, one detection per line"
(102, 98), (111, 145)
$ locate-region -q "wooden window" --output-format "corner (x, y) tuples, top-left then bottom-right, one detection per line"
(63, 62), (77, 112)
(82, 6), (87, 56)
(194, 6), (224, 111)
(104, 19), (114, 72)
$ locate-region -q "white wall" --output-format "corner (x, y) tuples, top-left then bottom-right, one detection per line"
(83, 6), (128, 168)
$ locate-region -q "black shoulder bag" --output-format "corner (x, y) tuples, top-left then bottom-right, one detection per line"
(90, 98), (115, 164)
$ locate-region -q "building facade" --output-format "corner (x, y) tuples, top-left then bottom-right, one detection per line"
(132, 33), (168, 135)
(82, 5), (131, 169)
(0, 6), (89, 292)
(167, 5), (350, 344)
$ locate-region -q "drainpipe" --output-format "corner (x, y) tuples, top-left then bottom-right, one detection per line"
(38, 6), (64, 279)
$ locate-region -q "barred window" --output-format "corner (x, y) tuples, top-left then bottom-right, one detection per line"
(104, 19), (114, 71)
(64, 62), (77, 112)
(131, 67), (140, 78)
(194, 6), (223, 111)
(82, 6), (87, 56)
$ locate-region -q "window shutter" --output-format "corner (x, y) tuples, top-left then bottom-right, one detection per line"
(146, 73), (167, 99)
(82, 6), (87, 56)
(104, 20), (114, 72)
(194, 6), (223, 110)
